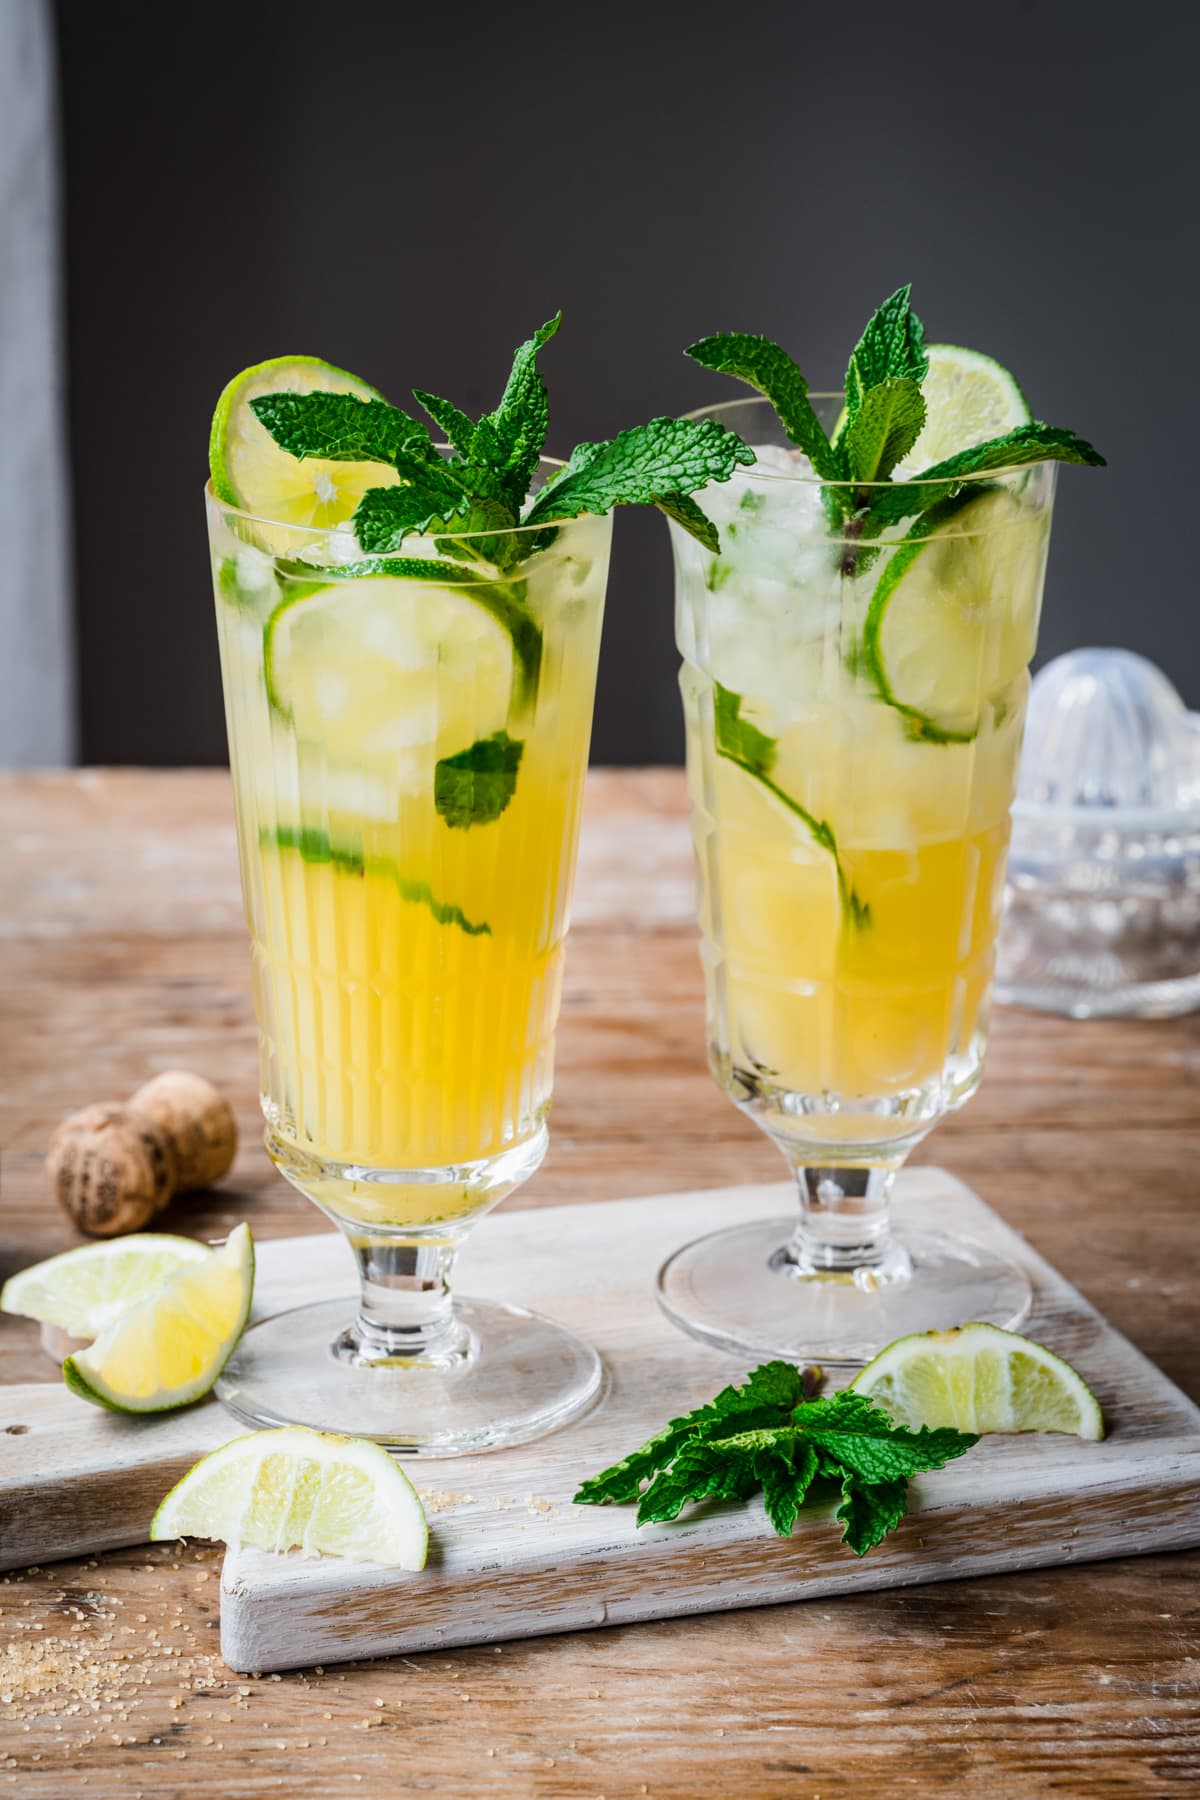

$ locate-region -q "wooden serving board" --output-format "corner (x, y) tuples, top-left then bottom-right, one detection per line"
(216, 1175), (1200, 1672)
(4, 1174), (1200, 1676)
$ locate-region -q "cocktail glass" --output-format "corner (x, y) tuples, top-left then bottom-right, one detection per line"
(660, 395), (1056, 1363)
(207, 481), (610, 1450)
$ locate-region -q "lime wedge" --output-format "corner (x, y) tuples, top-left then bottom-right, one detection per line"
(264, 565), (533, 755)
(150, 1426), (428, 1569)
(1, 1234), (211, 1339)
(863, 486), (1048, 742)
(896, 345), (1030, 475)
(210, 356), (400, 528)
(63, 1224), (254, 1413)
(851, 1322), (1104, 1438)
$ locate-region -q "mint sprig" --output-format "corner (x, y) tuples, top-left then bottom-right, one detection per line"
(575, 1363), (977, 1556)
(688, 284), (1104, 546)
(714, 683), (869, 929)
(250, 313), (752, 576)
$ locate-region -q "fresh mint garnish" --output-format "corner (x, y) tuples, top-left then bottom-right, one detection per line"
(435, 731), (524, 829)
(247, 391), (431, 467)
(264, 826), (491, 937)
(412, 389), (476, 458)
(842, 376), (926, 486)
(863, 421), (1106, 531)
(685, 332), (843, 481)
(714, 683), (869, 929)
(524, 418), (755, 541)
(250, 314), (752, 576)
(688, 283), (1104, 548)
(248, 316), (752, 827)
(843, 283), (929, 413)
(574, 1362), (977, 1556)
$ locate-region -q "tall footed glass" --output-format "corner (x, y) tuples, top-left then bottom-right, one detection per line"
(207, 482), (611, 1450)
(660, 396), (1056, 1363)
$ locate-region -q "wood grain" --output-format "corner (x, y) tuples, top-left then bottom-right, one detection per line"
(1, 769), (1198, 1797)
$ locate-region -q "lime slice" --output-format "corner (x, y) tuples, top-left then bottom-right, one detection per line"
(209, 356), (400, 528)
(851, 1322), (1104, 1438)
(63, 1224), (254, 1413)
(863, 486), (1048, 742)
(896, 345), (1030, 475)
(150, 1426), (428, 1569)
(264, 566), (532, 756)
(1, 1234), (211, 1339)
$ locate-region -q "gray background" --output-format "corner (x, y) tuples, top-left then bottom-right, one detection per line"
(52, 0), (1195, 767)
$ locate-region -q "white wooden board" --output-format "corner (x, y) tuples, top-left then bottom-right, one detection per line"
(4, 1174), (1199, 1673)
(218, 1174), (1200, 1673)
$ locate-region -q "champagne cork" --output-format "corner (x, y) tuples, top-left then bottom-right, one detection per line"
(46, 1072), (237, 1238)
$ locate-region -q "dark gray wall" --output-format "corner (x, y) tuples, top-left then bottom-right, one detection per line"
(57, 0), (1195, 766)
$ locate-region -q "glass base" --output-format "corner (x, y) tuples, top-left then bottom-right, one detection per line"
(216, 1295), (604, 1455)
(656, 1216), (1032, 1365)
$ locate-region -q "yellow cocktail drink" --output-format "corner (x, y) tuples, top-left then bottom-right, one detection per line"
(210, 503), (609, 1229)
(675, 445), (1053, 1157)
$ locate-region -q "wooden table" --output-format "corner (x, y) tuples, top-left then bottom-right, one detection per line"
(2, 769), (1197, 1798)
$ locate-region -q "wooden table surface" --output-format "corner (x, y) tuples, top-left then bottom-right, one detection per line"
(1, 768), (1198, 1798)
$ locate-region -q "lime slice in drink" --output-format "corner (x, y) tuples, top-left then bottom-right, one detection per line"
(0, 1234), (211, 1339)
(63, 1223), (254, 1413)
(264, 566), (536, 755)
(863, 487), (1048, 742)
(210, 356), (400, 528)
(851, 1321), (1104, 1438)
(150, 1426), (429, 1568)
(895, 345), (1030, 475)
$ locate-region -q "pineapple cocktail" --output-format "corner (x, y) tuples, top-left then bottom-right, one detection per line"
(205, 318), (751, 1450)
(659, 288), (1102, 1363)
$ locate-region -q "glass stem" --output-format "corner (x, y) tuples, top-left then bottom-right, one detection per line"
(335, 1227), (473, 1368)
(775, 1163), (910, 1278)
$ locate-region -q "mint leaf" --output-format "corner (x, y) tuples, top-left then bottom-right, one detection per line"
(714, 679), (776, 777)
(575, 1363), (977, 1555)
(865, 421), (1106, 530)
(413, 390), (476, 457)
(759, 1439), (818, 1537)
(656, 491), (720, 554)
(471, 313), (560, 512)
(573, 1360), (815, 1507)
(843, 376), (926, 484)
(249, 391), (431, 465)
(792, 1389), (977, 1484)
(714, 684), (868, 928)
(637, 1430), (776, 1526)
(262, 827), (490, 936)
(525, 417), (754, 543)
(353, 468), (517, 567)
(685, 332), (843, 481)
(435, 731), (524, 829)
(835, 1474), (909, 1557)
(844, 284), (928, 414)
